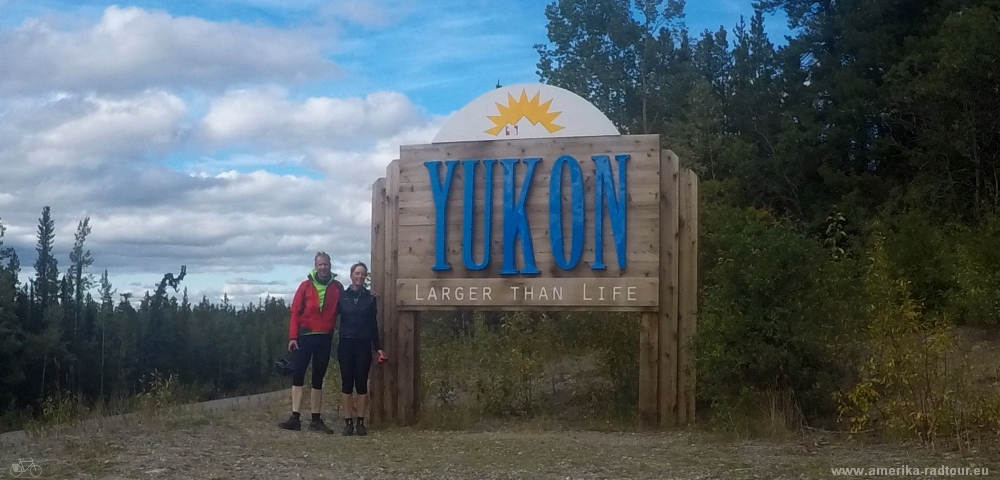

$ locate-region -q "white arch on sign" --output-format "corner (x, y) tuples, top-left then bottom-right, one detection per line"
(431, 83), (620, 144)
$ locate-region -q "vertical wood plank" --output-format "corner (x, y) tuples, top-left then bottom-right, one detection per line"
(397, 310), (415, 425)
(638, 311), (659, 430)
(383, 160), (400, 425)
(369, 177), (386, 425)
(678, 169), (698, 424)
(412, 311), (421, 423)
(678, 168), (699, 425)
(659, 149), (680, 428)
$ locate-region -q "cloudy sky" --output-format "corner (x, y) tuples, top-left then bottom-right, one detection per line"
(0, 0), (789, 307)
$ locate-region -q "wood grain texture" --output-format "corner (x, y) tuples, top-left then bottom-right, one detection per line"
(677, 167), (699, 426)
(369, 177), (386, 424)
(658, 149), (680, 428)
(397, 311), (415, 425)
(639, 311), (659, 430)
(382, 161), (400, 425)
(396, 135), (660, 288)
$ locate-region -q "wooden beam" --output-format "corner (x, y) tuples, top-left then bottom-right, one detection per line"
(369, 177), (386, 425)
(677, 168), (699, 425)
(658, 150), (680, 428)
(412, 311), (421, 423)
(397, 310), (416, 425)
(383, 160), (401, 425)
(638, 311), (659, 430)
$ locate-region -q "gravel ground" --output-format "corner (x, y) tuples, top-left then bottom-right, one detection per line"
(2, 396), (997, 480)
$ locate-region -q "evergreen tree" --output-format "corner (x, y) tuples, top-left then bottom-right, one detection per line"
(32, 207), (59, 312)
(536, 0), (688, 135)
(0, 219), (26, 410)
(97, 269), (115, 397)
(68, 217), (93, 337)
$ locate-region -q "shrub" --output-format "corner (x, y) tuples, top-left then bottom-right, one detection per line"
(837, 233), (1000, 448)
(135, 370), (180, 415)
(693, 183), (863, 427)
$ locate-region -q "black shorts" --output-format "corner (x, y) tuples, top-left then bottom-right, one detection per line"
(338, 338), (373, 394)
(291, 333), (333, 389)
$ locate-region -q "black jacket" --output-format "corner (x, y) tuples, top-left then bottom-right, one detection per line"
(337, 285), (381, 350)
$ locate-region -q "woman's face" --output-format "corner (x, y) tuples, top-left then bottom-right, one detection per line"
(351, 266), (367, 287)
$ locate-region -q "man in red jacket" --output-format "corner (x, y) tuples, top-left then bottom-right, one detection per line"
(278, 252), (343, 433)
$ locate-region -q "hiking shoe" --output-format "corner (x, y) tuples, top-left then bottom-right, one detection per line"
(308, 418), (334, 434)
(342, 422), (354, 436)
(278, 415), (301, 431)
(355, 422), (367, 436)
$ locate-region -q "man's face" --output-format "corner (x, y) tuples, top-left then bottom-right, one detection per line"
(314, 256), (331, 280)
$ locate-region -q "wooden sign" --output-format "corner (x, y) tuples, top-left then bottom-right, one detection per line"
(394, 135), (660, 311)
(370, 83), (697, 430)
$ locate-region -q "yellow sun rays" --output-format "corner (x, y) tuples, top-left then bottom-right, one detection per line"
(485, 90), (564, 136)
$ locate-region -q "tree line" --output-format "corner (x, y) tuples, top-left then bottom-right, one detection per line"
(536, 0), (999, 439)
(0, 207), (289, 431)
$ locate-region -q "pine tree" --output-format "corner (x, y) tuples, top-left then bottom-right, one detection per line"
(33, 207), (59, 310)
(0, 218), (26, 408)
(68, 217), (93, 337)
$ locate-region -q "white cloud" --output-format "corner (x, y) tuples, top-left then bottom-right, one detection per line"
(0, 2), (467, 306)
(0, 5), (337, 95)
(199, 88), (427, 149)
(0, 92), (190, 214)
(0, 89), (440, 306)
(33, 92), (187, 166)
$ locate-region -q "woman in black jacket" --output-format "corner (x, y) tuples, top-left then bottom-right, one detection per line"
(337, 262), (385, 436)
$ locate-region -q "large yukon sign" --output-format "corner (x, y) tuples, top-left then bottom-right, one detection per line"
(397, 84), (657, 309)
(395, 135), (660, 309)
(369, 83), (698, 430)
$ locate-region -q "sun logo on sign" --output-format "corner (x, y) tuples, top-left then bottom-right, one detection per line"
(485, 90), (564, 136)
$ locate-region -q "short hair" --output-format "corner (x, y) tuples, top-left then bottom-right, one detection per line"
(350, 262), (368, 276)
(314, 251), (331, 263)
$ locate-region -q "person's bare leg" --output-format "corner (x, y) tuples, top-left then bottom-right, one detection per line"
(310, 388), (323, 414)
(341, 393), (354, 419)
(291, 386), (303, 413)
(356, 394), (367, 420)
(278, 385), (305, 429)
(355, 394), (369, 435)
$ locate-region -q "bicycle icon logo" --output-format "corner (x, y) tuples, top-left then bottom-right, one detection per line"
(9, 458), (41, 477)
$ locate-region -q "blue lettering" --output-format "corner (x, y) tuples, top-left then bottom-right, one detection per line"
(500, 158), (540, 275)
(425, 160), (458, 271)
(592, 154), (629, 270)
(549, 155), (585, 269)
(461, 159), (495, 270)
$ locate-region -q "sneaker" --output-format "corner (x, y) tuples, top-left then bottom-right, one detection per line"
(355, 422), (367, 436)
(342, 422), (354, 436)
(308, 418), (334, 434)
(278, 415), (301, 431)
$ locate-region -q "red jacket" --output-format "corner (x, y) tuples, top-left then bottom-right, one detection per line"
(289, 275), (343, 340)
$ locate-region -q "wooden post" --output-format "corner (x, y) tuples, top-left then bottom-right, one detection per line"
(658, 150), (680, 428)
(638, 312), (659, 429)
(383, 160), (400, 425)
(413, 311), (420, 422)
(369, 177), (386, 425)
(397, 311), (416, 425)
(677, 168), (699, 425)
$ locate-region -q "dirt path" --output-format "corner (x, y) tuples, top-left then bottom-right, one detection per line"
(2, 396), (997, 479)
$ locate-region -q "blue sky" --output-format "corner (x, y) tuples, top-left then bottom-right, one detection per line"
(0, 0), (790, 306)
